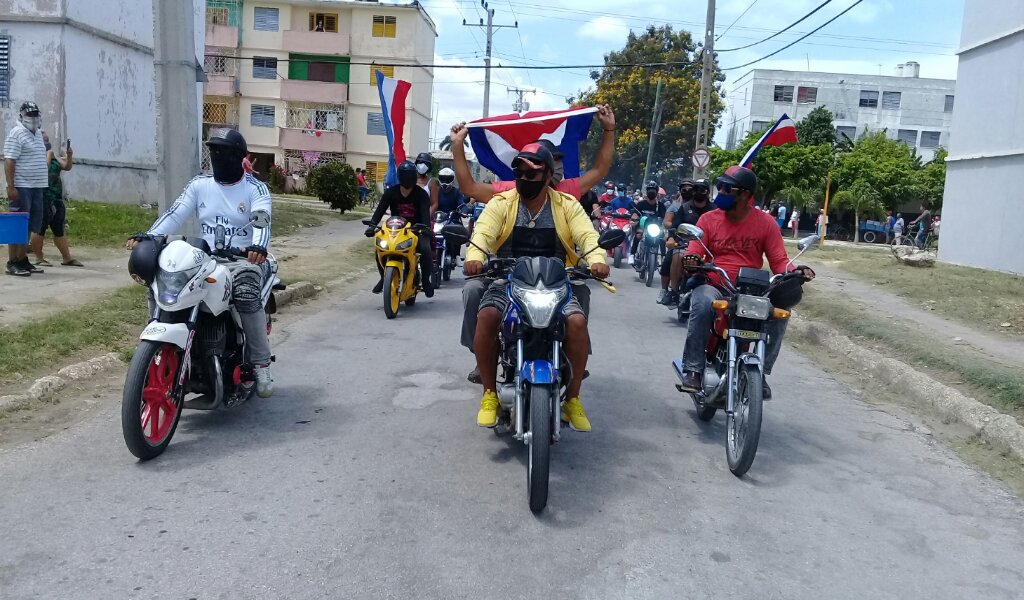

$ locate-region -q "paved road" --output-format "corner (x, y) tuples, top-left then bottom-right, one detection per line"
(3, 264), (1024, 599)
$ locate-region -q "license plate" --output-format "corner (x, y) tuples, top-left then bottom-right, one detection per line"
(733, 330), (761, 340)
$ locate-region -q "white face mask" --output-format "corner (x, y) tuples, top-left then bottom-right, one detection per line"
(21, 115), (40, 133)
(551, 161), (565, 185)
(416, 163), (430, 175)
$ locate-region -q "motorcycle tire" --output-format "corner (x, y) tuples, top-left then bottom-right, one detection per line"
(645, 252), (657, 287)
(430, 269), (441, 290)
(726, 364), (764, 477)
(405, 296), (417, 307)
(613, 246), (623, 269)
(121, 341), (183, 460)
(527, 384), (552, 513)
(442, 257), (452, 282)
(383, 266), (401, 319)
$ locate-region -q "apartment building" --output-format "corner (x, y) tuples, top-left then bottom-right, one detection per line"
(725, 65), (956, 162)
(202, 0), (436, 185)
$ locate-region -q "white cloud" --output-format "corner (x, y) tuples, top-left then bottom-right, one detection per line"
(577, 16), (632, 40)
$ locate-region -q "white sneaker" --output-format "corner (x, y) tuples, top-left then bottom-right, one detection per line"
(255, 364), (274, 398)
(627, 255), (634, 265)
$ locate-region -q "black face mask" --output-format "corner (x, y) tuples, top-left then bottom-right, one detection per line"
(646, 191), (657, 200)
(679, 188), (694, 201)
(211, 150), (244, 184)
(516, 178), (547, 200)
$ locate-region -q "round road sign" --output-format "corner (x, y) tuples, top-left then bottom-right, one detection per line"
(692, 146), (710, 169)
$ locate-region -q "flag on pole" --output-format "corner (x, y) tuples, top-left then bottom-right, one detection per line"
(466, 107), (598, 181)
(740, 113), (798, 168)
(375, 70), (412, 187)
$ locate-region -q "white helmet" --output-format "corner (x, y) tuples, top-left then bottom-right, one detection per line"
(438, 167), (455, 187)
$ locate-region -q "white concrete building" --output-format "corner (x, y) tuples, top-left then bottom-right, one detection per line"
(725, 66), (956, 162)
(202, 0), (436, 185)
(0, 0), (204, 204)
(938, 0), (1024, 274)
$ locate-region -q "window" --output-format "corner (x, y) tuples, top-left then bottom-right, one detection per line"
(372, 15), (397, 38)
(286, 102), (345, 132)
(288, 54), (351, 83)
(207, 6), (229, 25)
(252, 56), (277, 80)
(251, 104), (276, 128)
(370, 65), (395, 85)
(797, 86), (817, 104)
(859, 90), (879, 108)
(750, 120), (769, 132)
(364, 160), (388, 183)
(0, 35), (11, 103)
(773, 85), (793, 102)
(203, 102), (228, 124)
(835, 125), (856, 142)
(309, 12), (339, 32)
(897, 129), (918, 146)
(944, 94), (955, 112)
(920, 131), (941, 148)
(882, 91), (901, 110)
(253, 7), (279, 31)
(367, 112), (386, 136)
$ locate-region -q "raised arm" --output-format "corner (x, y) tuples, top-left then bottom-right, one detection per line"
(577, 105), (616, 192)
(450, 122), (497, 203)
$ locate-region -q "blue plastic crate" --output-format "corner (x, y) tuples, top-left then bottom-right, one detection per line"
(0, 212), (29, 244)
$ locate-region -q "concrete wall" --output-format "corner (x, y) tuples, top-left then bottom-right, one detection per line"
(938, 0), (1024, 274)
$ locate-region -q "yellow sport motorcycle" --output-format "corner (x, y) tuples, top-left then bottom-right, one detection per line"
(363, 216), (428, 319)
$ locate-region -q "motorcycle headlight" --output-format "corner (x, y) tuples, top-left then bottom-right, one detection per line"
(433, 223), (444, 233)
(646, 223), (662, 237)
(735, 294), (772, 320)
(396, 239), (415, 251)
(377, 239), (389, 249)
(511, 283), (568, 329)
(155, 266), (201, 305)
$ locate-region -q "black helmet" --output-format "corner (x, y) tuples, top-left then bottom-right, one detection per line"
(769, 276), (804, 310)
(678, 178), (695, 189)
(206, 128), (247, 155)
(716, 165), (758, 193)
(414, 152), (433, 167)
(397, 160), (418, 187)
(693, 178), (711, 196)
(19, 101), (40, 116)
(128, 238), (162, 285)
(645, 180), (659, 191)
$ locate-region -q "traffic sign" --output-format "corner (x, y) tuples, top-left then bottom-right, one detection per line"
(692, 146), (711, 169)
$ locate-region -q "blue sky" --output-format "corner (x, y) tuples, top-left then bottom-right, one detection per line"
(419, 0), (965, 148)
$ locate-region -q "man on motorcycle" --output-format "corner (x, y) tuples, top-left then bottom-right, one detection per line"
(660, 179), (714, 305)
(466, 143), (610, 432)
(608, 182), (633, 211)
(676, 166), (814, 399)
(128, 128), (276, 397)
(598, 180), (616, 205)
(365, 160), (434, 298)
(437, 167), (468, 214)
(630, 180), (667, 264)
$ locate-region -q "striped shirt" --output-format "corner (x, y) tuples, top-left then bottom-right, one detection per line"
(3, 123), (48, 188)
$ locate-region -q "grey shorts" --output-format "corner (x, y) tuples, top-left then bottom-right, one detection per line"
(12, 187), (45, 235)
(479, 279), (585, 319)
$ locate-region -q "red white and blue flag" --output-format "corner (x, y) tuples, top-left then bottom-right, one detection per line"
(741, 113), (798, 168)
(375, 70), (412, 186)
(466, 107), (598, 180)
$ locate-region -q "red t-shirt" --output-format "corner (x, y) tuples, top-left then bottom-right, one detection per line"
(357, 172), (367, 186)
(492, 177), (582, 200)
(242, 157), (254, 174)
(686, 207), (792, 287)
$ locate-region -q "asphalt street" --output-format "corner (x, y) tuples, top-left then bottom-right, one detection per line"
(2, 257), (1024, 599)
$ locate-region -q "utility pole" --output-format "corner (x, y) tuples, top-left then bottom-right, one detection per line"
(154, 0), (200, 212)
(692, 0), (716, 180)
(507, 86), (535, 113)
(463, 1), (517, 118)
(642, 78), (664, 185)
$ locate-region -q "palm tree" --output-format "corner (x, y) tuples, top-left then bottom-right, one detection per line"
(439, 134), (468, 152)
(831, 180), (885, 243)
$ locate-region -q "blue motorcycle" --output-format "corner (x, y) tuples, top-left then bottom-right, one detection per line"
(432, 206), (472, 288)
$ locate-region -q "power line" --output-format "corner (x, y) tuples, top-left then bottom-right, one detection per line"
(716, 0), (761, 42)
(505, 0), (534, 87)
(718, 0), (832, 52)
(722, 0), (867, 71)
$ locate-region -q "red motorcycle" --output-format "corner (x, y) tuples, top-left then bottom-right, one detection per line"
(599, 207), (633, 268)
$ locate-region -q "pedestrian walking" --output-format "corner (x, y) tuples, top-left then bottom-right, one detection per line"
(777, 204), (788, 229)
(789, 210), (800, 239)
(893, 213), (905, 244)
(4, 100), (48, 276)
(885, 210), (896, 244)
(32, 131), (82, 267)
(242, 153), (259, 177)
(816, 209), (827, 238)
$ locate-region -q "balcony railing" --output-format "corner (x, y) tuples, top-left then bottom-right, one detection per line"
(282, 29), (351, 55)
(280, 128), (346, 154)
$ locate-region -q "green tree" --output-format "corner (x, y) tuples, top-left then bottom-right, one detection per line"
(795, 106), (836, 147)
(572, 25), (724, 183)
(831, 179), (885, 243)
(308, 162), (358, 213)
(915, 147), (947, 211)
(833, 130), (919, 211)
(708, 130), (831, 204)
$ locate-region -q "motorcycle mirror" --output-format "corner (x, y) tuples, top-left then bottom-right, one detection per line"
(214, 224), (227, 250)
(250, 209), (271, 229)
(597, 228), (627, 250)
(675, 223), (704, 241)
(797, 234), (820, 251)
(441, 223), (470, 244)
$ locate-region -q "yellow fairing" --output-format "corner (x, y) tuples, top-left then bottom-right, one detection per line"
(373, 220), (421, 318)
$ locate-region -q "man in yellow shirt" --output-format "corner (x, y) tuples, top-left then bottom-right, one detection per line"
(465, 144), (610, 432)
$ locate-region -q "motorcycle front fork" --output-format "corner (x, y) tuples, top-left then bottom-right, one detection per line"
(725, 338), (765, 414)
(513, 339), (561, 444)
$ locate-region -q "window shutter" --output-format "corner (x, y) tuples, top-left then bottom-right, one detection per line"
(309, 13), (315, 30)
(859, 90), (878, 108)
(372, 15), (385, 37)
(882, 91), (901, 110)
(944, 95), (954, 112)
(251, 104), (276, 128)
(367, 112), (386, 136)
(325, 15), (338, 32)
(0, 35), (11, 103)
(253, 57), (277, 80)
(897, 129), (917, 146)
(920, 131), (941, 148)
(384, 16), (397, 37)
(254, 7), (279, 31)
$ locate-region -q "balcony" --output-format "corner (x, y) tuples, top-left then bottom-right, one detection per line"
(205, 23), (238, 48)
(280, 128), (346, 153)
(204, 75), (237, 97)
(281, 79), (347, 104)
(283, 29), (350, 56)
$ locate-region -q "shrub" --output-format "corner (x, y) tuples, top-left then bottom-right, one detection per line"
(307, 162), (358, 213)
(267, 163), (287, 194)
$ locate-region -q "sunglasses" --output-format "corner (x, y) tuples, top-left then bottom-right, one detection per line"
(514, 167), (544, 180)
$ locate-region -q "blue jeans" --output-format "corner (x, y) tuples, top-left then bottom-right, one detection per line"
(682, 285), (787, 375)
(916, 228), (926, 248)
(13, 187), (45, 235)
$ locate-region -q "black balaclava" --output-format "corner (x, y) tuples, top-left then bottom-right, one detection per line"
(211, 149), (245, 184)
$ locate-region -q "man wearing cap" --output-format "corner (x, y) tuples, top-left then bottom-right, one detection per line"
(676, 165), (815, 398)
(466, 142), (610, 432)
(4, 101), (49, 276)
(447, 104), (616, 203)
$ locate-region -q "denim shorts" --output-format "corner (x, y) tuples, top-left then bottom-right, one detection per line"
(12, 187), (46, 235)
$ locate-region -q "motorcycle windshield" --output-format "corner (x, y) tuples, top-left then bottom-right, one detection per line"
(511, 256), (567, 288)
(510, 257), (569, 329)
(156, 266), (201, 305)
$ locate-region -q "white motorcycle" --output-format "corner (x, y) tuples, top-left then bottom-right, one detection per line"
(121, 214), (282, 460)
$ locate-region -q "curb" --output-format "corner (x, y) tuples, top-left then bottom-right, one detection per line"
(788, 317), (1024, 462)
(0, 281), (319, 413)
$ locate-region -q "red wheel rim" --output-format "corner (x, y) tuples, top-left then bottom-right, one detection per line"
(140, 345), (181, 444)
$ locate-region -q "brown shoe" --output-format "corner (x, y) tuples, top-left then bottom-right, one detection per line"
(678, 370), (703, 393)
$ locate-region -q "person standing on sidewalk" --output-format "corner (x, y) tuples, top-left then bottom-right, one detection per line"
(789, 209), (800, 239)
(893, 213), (905, 245)
(4, 101), (48, 277)
(33, 131), (82, 267)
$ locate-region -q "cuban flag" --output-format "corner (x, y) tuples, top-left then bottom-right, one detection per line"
(741, 113), (798, 168)
(466, 107), (598, 181)
(375, 70), (412, 186)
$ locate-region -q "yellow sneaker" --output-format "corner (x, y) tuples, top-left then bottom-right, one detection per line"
(477, 390), (500, 428)
(561, 396), (591, 432)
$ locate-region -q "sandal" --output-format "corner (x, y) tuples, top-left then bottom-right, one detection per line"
(61, 259), (84, 267)
(35, 258), (53, 267)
